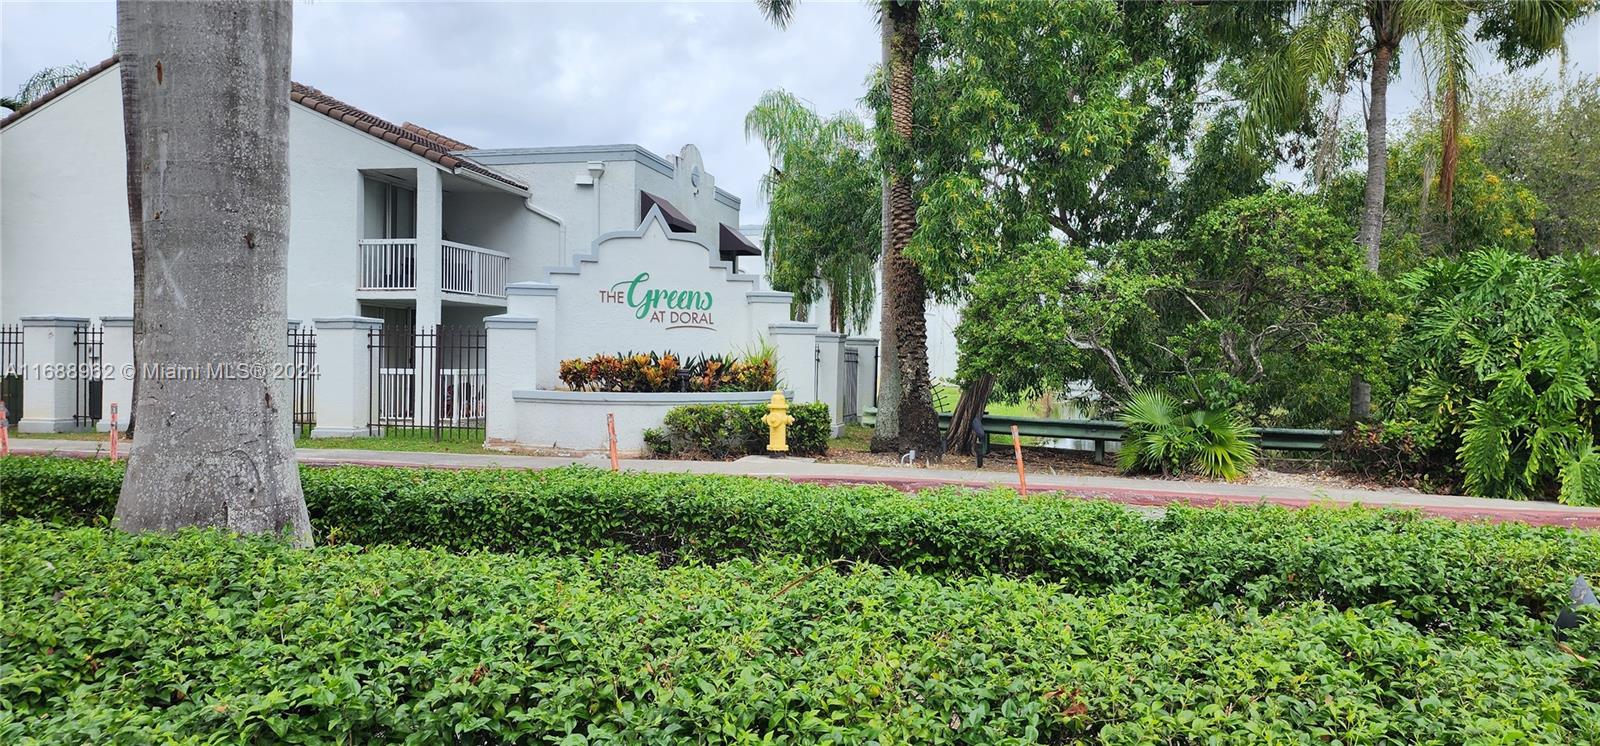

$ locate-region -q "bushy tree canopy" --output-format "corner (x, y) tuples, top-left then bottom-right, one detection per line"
(957, 194), (1396, 425)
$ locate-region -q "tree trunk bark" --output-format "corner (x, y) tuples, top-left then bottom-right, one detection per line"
(1350, 32), (1395, 422)
(829, 284), (843, 334)
(115, 30), (145, 438)
(870, 0), (940, 456)
(869, 12), (901, 451)
(113, 0), (309, 544)
(945, 373), (994, 456)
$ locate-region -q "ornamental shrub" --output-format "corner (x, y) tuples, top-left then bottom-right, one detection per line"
(4, 456), (1599, 635)
(559, 350), (778, 393)
(652, 401), (829, 458)
(4, 522), (1600, 744)
(1387, 249), (1600, 503)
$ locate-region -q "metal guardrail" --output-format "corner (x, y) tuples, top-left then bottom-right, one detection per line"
(860, 408), (1339, 454)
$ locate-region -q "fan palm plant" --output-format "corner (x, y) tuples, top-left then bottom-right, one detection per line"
(1118, 388), (1260, 480)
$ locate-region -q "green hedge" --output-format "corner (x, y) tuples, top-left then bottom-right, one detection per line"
(3, 456), (1598, 637)
(4, 522), (1598, 744)
(643, 401), (829, 458)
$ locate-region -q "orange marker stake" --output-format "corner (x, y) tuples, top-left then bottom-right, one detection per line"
(108, 403), (120, 461)
(606, 413), (620, 472)
(1010, 424), (1027, 495)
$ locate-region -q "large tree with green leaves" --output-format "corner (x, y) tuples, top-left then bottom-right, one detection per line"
(745, 90), (881, 333)
(904, 0), (1271, 450)
(1220, 0), (1592, 418)
(756, 0), (940, 455)
(1469, 70), (1600, 256)
(957, 194), (1396, 428)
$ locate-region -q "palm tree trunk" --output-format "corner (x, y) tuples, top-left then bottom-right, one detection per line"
(115, 36), (144, 438)
(871, 0), (939, 455)
(1350, 33), (1395, 421)
(113, 0), (309, 544)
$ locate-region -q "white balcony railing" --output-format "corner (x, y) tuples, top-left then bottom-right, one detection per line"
(358, 239), (508, 298)
(359, 239), (417, 291)
(441, 241), (509, 298)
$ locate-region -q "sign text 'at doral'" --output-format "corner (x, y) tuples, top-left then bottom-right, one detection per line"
(598, 272), (715, 330)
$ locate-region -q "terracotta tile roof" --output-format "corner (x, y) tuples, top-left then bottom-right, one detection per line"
(290, 84), (524, 191)
(2, 55), (525, 192)
(402, 122), (474, 152)
(0, 55), (120, 128)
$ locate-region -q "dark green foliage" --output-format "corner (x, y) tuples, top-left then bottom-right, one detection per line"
(3, 521), (1600, 743)
(1385, 249), (1600, 503)
(958, 194), (1396, 426)
(4, 456), (1599, 636)
(651, 402), (829, 458)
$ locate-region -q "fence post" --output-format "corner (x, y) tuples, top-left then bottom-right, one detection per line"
(483, 315), (537, 444)
(845, 337), (879, 417)
(97, 316), (134, 433)
(814, 332), (847, 436)
(308, 316), (382, 438)
(768, 321), (819, 403)
(17, 316), (89, 433)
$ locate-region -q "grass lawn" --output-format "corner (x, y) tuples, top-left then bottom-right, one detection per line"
(294, 430), (496, 455)
(8, 430), (115, 441)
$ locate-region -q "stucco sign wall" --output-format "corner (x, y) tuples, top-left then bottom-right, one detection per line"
(503, 206), (799, 388)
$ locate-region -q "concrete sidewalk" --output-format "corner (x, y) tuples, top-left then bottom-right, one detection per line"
(11, 437), (1600, 529)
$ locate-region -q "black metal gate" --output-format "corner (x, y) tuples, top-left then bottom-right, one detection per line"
(73, 324), (104, 426)
(367, 324), (486, 441)
(288, 326), (317, 436)
(843, 347), (860, 423)
(1, 324), (21, 425)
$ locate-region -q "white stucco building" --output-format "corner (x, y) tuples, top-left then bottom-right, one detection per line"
(0, 57), (761, 333)
(0, 58), (881, 446)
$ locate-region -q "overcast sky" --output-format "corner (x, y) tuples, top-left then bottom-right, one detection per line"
(3, 1), (1596, 223)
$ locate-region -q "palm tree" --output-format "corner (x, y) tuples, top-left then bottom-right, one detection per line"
(1227, 0), (1588, 418)
(745, 89), (880, 334)
(113, 0), (310, 544)
(0, 63), (87, 111)
(756, 0), (941, 454)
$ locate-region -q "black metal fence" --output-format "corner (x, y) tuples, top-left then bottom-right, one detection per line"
(368, 324), (487, 442)
(1, 324), (21, 425)
(288, 326), (317, 436)
(73, 325), (104, 427)
(843, 347), (860, 423)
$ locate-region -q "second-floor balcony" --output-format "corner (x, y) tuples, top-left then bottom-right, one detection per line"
(358, 239), (509, 299)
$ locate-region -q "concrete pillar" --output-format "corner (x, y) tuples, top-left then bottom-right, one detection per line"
(746, 291), (794, 342)
(505, 282), (559, 388)
(768, 321), (819, 403)
(815, 331), (847, 436)
(309, 316), (382, 438)
(484, 315), (537, 443)
(97, 316), (134, 432)
(846, 336), (880, 417)
(414, 168), (443, 424)
(18, 316), (90, 433)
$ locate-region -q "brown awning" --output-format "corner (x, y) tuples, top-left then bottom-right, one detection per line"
(719, 223), (762, 261)
(640, 190), (696, 232)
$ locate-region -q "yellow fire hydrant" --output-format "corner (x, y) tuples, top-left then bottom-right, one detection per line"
(762, 391), (794, 456)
